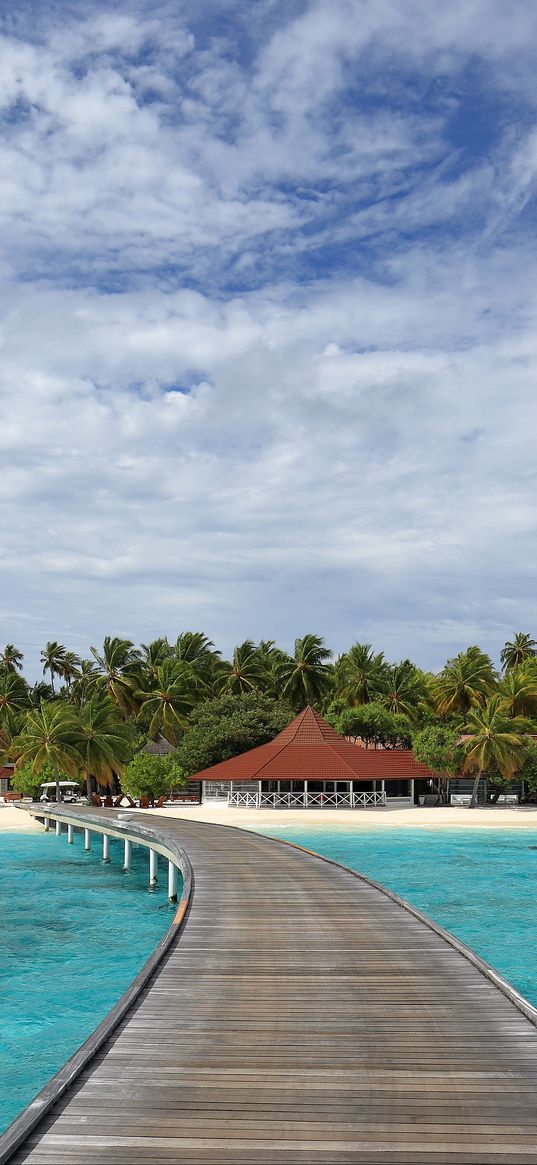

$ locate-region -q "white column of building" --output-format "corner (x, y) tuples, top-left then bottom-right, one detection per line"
(257, 780), (262, 808)
(381, 779), (385, 803)
(304, 780), (308, 808)
(410, 778), (415, 804)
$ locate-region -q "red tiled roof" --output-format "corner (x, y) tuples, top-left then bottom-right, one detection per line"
(191, 706), (435, 783)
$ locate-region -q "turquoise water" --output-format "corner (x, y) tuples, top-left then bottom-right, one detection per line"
(254, 826), (537, 1008)
(0, 828), (177, 1134)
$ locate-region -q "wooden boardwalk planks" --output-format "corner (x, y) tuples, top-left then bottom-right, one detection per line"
(8, 811), (537, 1164)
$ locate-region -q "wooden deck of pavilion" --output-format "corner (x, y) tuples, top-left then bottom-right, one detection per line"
(4, 806), (537, 1164)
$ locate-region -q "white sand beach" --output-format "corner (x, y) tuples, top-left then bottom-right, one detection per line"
(3, 800), (537, 833)
(152, 803), (537, 831)
(0, 803), (42, 831)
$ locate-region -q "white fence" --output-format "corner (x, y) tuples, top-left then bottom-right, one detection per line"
(227, 790), (386, 809)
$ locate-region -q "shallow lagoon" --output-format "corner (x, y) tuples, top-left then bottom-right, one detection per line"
(253, 825), (537, 1008)
(0, 828), (176, 1134)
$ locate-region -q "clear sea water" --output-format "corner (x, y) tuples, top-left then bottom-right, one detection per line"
(253, 825), (537, 1009)
(0, 827), (177, 1135)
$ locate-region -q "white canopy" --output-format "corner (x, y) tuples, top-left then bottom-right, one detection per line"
(40, 781), (80, 789)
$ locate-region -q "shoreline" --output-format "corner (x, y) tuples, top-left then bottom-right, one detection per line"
(0, 804), (43, 832)
(3, 801), (537, 834)
(154, 802), (537, 831)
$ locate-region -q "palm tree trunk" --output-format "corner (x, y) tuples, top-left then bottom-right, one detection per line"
(469, 770), (482, 809)
(55, 773), (61, 803)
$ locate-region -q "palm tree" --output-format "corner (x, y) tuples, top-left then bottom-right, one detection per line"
(498, 661), (537, 718)
(0, 644), (24, 672)
(0, 670), (30, 719)
(460, 696), (530, 808)
(378, 661), (425, 720)
(500, 633), (537, 672)
(335, 643), (386, 706)
(136, 661), (198, 746)
(59, 651), (81, 691)
(435, 646), (497, 718)
(255, 640), (290, 697)
(78, 697), (135, 798)
(11, 702), (83, 803)
(277, 634), (333, 712)
(219, 641), (266, 696)
(140, 638), (173, 683)
(69, 660), (99, 707)
(90, 637), (141, 716)
(30, 680), (55, 705)
(40, 642), (67, 695)
(174, 632), (221, 691)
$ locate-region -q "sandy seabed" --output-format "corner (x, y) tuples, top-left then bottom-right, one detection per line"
(2, 801), (537, 833)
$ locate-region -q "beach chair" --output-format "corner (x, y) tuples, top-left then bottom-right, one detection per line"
(155, 795), (167, 808)
(90, 793), (103, 806)
(140, 795), (150, 809)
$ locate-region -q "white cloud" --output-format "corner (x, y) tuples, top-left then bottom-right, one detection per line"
(1, 0), (537, 677)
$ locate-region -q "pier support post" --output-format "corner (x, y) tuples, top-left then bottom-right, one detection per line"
(149, 849), (158, 886)
(102, 834), (110, 863)
(168, 861), (178, 902)
(84, 828), (91, 851)
(67, 824), (74, 844)
(44, 818), (50, 831)
(55, 820), (62, 836)
(123, 839), (132, 871)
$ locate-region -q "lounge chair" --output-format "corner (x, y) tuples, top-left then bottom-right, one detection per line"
(90, 793), (103, 807)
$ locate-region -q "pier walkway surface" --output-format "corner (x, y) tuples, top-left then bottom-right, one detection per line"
(5, 808), (537, 1164)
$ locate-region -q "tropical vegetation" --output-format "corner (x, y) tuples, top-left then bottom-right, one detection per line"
(2, 631), (537, 804)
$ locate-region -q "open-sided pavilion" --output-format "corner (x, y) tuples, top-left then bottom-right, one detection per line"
(190, 706), (435, 808)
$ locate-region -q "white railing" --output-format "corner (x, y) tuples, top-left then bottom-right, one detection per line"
(307, 793), (352, 808)
(259, 793), (306, 808)
(227, 791), (386, 809)
(228, 792), (259, 807)
(353, 791), (386, 806)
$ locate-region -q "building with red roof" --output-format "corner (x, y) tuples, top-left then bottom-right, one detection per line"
(192, 706), (436, 809)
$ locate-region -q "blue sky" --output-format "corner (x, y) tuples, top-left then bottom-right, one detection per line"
(2, 0), (537, 678)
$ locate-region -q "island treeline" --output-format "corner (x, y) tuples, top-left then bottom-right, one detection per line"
(2, 632), (537, 807)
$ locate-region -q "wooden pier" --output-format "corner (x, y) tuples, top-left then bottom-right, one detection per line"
(4, 808), (537, 1164)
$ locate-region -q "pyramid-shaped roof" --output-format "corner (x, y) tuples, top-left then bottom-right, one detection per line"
(191, 706), (434, 783)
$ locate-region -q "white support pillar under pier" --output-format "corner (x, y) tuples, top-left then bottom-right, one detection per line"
(55, 820), (62, 836)
(123, 839), (132, 871)
(168, 861), (178, 902)
(84, 828), (91, 851)
(67, 824), (74, 844)
(44, 818), (50, 831)
(102, 834), (110, 863)
(149, 848), (158, 886)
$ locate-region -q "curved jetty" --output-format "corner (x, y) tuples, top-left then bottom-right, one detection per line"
(3, 807), (537, 1164)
